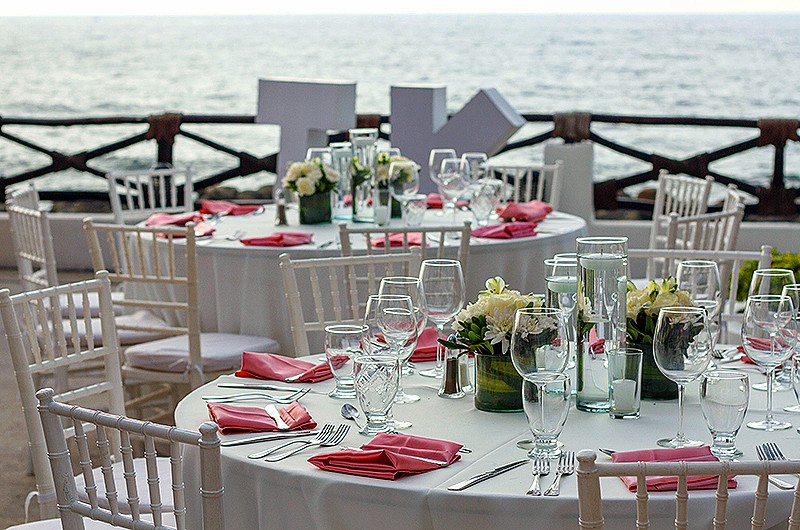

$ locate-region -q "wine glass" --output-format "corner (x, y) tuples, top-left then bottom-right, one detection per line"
(379, 276), (427, 401)
(438, 158), (468, 221)
(749, 268), (796, 391)
(388, 161), (420, 227)
(676, 260), (722, 347)
(741, 294), (796, 431)
(429, 148), (457, 187)
(469, 178), (504, 227)
(653, 306), (713, 447)
(418, 259), (466, 378)
(782, 284), (800, 412)
(363, 294), (417, 429)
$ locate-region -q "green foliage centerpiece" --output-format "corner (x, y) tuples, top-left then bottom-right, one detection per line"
(283, 159), (339, 224)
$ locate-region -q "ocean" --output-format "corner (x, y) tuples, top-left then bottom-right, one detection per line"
(1, 13), (799, 194)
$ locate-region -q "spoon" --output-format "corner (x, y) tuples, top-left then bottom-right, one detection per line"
(340, 403), (366, 431)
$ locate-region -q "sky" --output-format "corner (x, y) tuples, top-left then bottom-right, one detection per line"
(2, 0), (800, 16)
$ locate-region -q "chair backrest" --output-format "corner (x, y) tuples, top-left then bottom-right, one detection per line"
(0, 272), (125, 520)
(338, 221), (471, 277)
(576, 449), (800, 530)
(107, 167), (194, 224)
(36, 387), (224, 530)
(82, 219), (202, 386)
(487, 161), (564, 209)
(628, 245), (773, 343)
(6, 184), (59, 291)
(664, 204), (746, 255)
(279, 248), (423, 357)
(648, 171), (714, 251)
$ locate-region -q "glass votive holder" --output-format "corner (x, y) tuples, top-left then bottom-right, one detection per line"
(607, 347), (643, 419)
(404, 193), (428, 227)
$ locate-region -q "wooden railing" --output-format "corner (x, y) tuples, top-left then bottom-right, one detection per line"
(0, 112), (797, 217)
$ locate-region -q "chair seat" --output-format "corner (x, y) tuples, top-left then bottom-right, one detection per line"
(125, 332), (279, 373)
(61, 310), (172, 346)
(58, 290), (125, 319)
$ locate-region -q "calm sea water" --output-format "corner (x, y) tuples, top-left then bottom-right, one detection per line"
(1, 14), (799, 193)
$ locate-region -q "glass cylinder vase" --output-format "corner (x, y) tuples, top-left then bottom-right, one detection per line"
(349, 128), (378, 223)
(575, 237), (628, 413)
(474, 351), (524, 413)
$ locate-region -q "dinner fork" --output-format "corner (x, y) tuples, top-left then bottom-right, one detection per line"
(248, 424), (335, 459)
(755, 444), (796, 489)
(201, 388), (309, 404)
(264, 424), (351, 462)
(544, 451), (575, 496)
(525, 458), (550, 496)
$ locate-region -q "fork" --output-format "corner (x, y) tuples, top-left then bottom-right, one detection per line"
(755, 444), (796, 489)
(762, 443), (800, 479)
(544, 451), (575, 496)
(263, 424), (350, 462)
(201, 388), (309, 404)
(525, 458), (550, 496)
(248, 424), (335, 459)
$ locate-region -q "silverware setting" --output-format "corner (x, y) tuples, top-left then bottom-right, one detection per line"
(217, 382), (327, 395)
(201, 388), (310, 404)
(257, 424), (350, 462)
(446, 459), (528, 491)
(526, 458), (550, 496)
(543, 452), (575, 496)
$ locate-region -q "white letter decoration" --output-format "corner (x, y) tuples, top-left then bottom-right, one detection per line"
(256, 77), (356, 178)
(390, 85), (525, 193)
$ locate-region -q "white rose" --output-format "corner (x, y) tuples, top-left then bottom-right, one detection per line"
(296, 177), (316, 196)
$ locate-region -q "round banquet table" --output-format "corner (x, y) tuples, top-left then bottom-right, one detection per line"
(175, 355), (798, 530)
(141, 206), (586, 355)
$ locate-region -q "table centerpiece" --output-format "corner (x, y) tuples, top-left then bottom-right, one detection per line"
(440, 277), (543, 412)
(374, 153), (419, 218)
(283, 159), (339, 224)
(626, 277), (695, 400)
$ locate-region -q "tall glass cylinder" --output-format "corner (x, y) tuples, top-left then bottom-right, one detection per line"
(349, 128), (378, 223)
(330, 142), (353, 221)
(575, 237), (628, 413)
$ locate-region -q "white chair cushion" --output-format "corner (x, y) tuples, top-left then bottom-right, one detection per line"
(58, 291), (125, 319)
(60, 310), (172, 346)
(125, 332), (279, 373)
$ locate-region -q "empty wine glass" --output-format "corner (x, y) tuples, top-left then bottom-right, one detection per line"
(418, 259), (466, 378)
(510, 307), (569, 380)
(439, 158), (468, 221)
(741, 294), (796, 431)
(429, 148), (457, 186)
(700, 370), (749, 459)
(388, 161), (420, 227)
(676, 260), (722, 347)
(653, 306), (713, 447)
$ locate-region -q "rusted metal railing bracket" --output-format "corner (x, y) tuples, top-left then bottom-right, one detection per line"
(553, 112), (592, 143)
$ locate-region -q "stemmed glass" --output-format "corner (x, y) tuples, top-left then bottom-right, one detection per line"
(438, 158), (468, 221)
(418, 259), (466, 378)
(388, 161), (420, 227)
(741, 294), (796, 431)
(782, 284), (800, 412)
(460, 152), (488, 186)
(676, 260), (722, 348)
(749, 269), (796, 391)
(699, 370), (749, 459)
(469, 179), (504, 227)
(510, 307), (570, 459)
(429, 149), (457, 216)
(653, 306), (713, 447)
(379, 276), (427, 401)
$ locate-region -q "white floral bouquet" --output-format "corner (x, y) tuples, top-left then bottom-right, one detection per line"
(282, 159), (339, 197)
(441, 277), (544, 356)
(626, 277), (694, 345)
(374, 153), (420, 185)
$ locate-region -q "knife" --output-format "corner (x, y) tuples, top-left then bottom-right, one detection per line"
(218, 382), (325, 394)
(220, 430), (319, 447)
(447, 459), (528, 491)
(265, 404), (291, 430)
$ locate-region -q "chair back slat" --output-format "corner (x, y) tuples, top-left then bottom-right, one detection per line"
(36, 388), (225, 530)
(95, 423), (121, 515)
(487, 161), (564, 208)
(144, 436), (164, 525)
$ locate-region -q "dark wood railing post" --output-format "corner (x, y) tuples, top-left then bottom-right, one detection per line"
(146, 113), (182, 167)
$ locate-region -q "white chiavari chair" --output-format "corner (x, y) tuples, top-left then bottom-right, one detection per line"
(279, 248), (422, 358)
(35, 387), (224, 530)
(107, 166), (194, 225)
(486, 161), (563, 209)
(0, 272), (174, 522)
(83, 219), (279, 421)
(576, 449), (800, 529)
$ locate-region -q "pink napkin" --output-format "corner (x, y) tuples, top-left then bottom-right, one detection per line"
(496, 200), (553, 223)
(207, 401), (316, 434)
(426, 193), (469, 210)
(410, 327), (440, 362)
(308, 432), (462, 480)
(240, 232), (314, 247)
(144, 212), (204, 227)
(611, 446), (737, 491)
(472, 221), (537, 239)
(235, 351), (347, 383)
(199, 199), (261, 216)
(370, 232), (424, 248)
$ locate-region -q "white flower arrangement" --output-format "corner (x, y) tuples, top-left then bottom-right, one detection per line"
(627, 277), (694, 344)
(282, 159), (339, 197)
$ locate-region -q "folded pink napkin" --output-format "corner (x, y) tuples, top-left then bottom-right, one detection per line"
(308, 432), (462, 480)
(410, 327), (440, 362)
(207, 401), (316, 434)
(371, 232), (424, 248)
(235, 351), (347, 383)
(426, 193), (469, 210)
(199, 199), (261, 216)
(240, 232), (314, 247)
(144, 212), (204, 227)
(496, 200), (553, 223)
(472, 221), (537, 239)
(611, 446), (737, 491)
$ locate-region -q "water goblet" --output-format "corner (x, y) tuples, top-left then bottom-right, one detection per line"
(353, 354), (400, 436)
(522, 373), (571, 459)
(324, 324), (366, 399)
(653, 306), (713, 447)
(749, 268), (796, 391)
(741, 294), (796, 430)
(699, 370), (749, 459)
(388, 160), (420, 227)
(418, 259), (466, 378)
(469, 178), (504, 227)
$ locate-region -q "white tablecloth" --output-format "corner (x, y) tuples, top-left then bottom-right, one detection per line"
(175, 356), (798, 530)
(134, 206), (586, 355)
